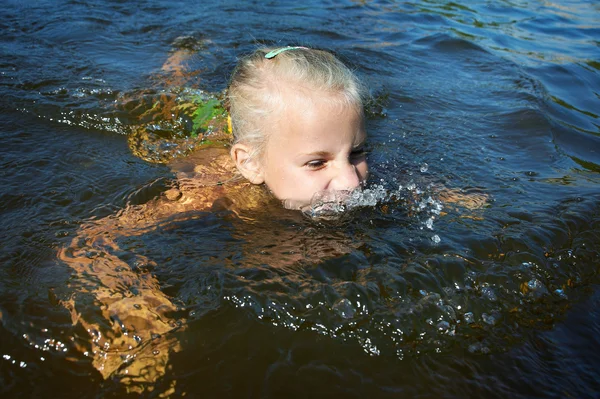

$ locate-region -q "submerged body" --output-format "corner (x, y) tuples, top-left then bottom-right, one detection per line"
(58, 146), (268, 392)
(57, 46), (488, 394)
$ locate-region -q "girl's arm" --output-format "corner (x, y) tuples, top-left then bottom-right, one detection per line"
(58, 212), (181, 394)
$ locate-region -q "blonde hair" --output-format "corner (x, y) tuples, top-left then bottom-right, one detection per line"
(227, 47), (367, 160)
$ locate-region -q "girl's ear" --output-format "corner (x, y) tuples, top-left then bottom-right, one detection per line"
(230, 143), (265, 185)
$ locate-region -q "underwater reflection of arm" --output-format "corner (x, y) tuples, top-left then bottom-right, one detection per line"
(57, 148), (248, 391)
(58, 210), (183, 393)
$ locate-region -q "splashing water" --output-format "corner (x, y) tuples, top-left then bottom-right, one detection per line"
(298, 182), (444, 231)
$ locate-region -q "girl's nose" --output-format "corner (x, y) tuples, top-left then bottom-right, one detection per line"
(330, 162), (360, 191)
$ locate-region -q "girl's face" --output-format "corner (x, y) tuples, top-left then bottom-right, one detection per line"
(258, 89), (368, 209)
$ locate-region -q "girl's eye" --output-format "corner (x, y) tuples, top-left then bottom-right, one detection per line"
(350, 147), (367, 159)
(305, 160), (326, 170)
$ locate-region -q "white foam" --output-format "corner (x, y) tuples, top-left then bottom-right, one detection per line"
(300, 182), (445, 233)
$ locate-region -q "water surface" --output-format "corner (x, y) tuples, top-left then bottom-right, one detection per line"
(1, 0), (599, 397)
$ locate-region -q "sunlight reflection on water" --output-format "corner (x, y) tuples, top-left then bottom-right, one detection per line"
(1, 0), (599, 397)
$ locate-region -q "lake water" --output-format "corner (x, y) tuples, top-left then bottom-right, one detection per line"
(1, 0), (599, 397)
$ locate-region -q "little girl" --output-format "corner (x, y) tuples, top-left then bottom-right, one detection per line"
(59, 46), (370, 393)
(227, 46), (369, 210)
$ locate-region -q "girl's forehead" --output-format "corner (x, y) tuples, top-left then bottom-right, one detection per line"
(279, 88), (363, 118)
(261, 83), (365, 142)
(283, 84), (343, 102)
(270, 97), (365, 142)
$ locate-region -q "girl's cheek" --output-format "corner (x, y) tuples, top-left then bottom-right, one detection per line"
(359, 162), (369, 181)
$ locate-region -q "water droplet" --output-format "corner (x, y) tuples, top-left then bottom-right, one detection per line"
(482, 313), (497, 325)
(360, 338), (380, 356)
(437, 321), (450, 331)
(425, 217), (434, 230)
(431, 235), (441, 244)
(480, 286), (497, 302)
(420, 163), (429, 173)
(527, 279), (542, 290)
(468, 343), (490, 354)
(333, 298), (356, 319)
(463, 312), (475, 324)
(554, 289), (567, 299)
(527, 279), (548, 296)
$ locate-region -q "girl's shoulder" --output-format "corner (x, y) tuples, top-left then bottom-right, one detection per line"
(165, 145), (268, 213)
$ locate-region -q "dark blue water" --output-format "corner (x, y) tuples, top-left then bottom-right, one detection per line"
(1, 0), (599, 397)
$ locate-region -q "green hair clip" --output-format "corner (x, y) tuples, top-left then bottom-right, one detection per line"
(264, 46), (309, 59)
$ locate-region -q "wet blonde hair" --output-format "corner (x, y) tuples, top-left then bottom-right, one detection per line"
(227, 47), (367, 160)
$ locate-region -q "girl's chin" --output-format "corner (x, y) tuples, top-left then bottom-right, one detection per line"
(281, 197), (311, 211)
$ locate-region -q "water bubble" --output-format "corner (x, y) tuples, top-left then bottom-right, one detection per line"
(481, 313), (498, 325)
(431, 235), (441, 244)
(437, 321), (450, 332)
(359, 338), (380, 356)
(480, 286), (497, 302)
(333, 298), (356, 319)
(463, 312), (475, 324)
(468, 342), (490, 354)
(298, 186), (391, 219)
(527, 279), (549, 296)
(527, 279), (543, 290)
(554, 289), (567, 299)
(425, 217), (434, 230)
(420, 163), (429, 173)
